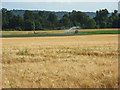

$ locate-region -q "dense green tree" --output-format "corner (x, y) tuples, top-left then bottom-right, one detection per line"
(24, 20), (35, 30)
(9, 15), (24, 30)
(2, 8), (120, 30)
(118, 14), (120, 28)
(47, 13), (58, 24)
(6, 11), (14, 29)
(24, 10), (34, 20)
(70, 10), (90, 28)
(47, 13), (58, 29)
(109, 10), (119, 28)
(35, 21), (42, 30)
(2, 8), (9, 29)
(59, 16), (73, 28)
(86, 19), (96, 29)
(38, 11), (49, 19)
(94, 9), (109, 28)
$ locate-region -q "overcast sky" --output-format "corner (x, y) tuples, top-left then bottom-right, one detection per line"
(1, 0), (119, 12)
(1, 0), (119, 2)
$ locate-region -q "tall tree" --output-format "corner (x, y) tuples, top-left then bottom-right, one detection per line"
(10, 15), (24, 30)
(2, 8), (9, 29)
(59, 14), (73, 28)
(94, 9), (109, 28)
(24, 10), (34, 20)
(86, 19), (96, 29)
(24, 20), (35, 31)
(47, 13), (58, 29)
(109, 10), (119, 28)
(70, 10), (90, 28)
(47, 13), (58, 24)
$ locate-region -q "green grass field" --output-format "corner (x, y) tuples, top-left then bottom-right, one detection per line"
(1, 30), (119, 37)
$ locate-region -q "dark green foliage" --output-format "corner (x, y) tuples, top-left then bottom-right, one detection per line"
(47, 13), (58, 24)
(69, 10), (95, 29)
(24, 20), (35, 30)
(94, 9), (120, 29)
(108, 10), (119, 28)
(2, 8), (120, 31)
(86, 19), (96, 29)
(94, 9), (109, 28)
(59, 14), (73, 28)
(10, 9), (96, 20)
(10, 15), (24, 29)
(24, 10), (34, 20)
(47, 13), (58, 29)
(35, 21), (42, 30)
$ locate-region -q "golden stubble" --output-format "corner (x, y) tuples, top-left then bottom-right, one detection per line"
(2, 34), (118, 88)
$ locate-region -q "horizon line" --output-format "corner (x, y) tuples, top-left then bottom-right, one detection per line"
(3, 8), (118, 13)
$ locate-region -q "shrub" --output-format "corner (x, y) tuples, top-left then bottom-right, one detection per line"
(16, 49), (29, 55)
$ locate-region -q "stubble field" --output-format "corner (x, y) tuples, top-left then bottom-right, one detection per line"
(2, 34), (118, 88)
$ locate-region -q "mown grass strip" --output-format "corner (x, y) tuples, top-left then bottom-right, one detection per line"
(78, 30), (119, 34)
(1, 30), (119, 37)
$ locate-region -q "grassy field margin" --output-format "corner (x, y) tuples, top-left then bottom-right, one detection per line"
(0, 30), (119, 37)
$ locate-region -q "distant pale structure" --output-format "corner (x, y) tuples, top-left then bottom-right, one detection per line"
(118, 1), (120, 13)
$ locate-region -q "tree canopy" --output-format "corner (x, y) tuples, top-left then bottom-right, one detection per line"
(2, 8), (120, 31)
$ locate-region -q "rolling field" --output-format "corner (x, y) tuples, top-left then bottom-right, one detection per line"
(2, 34), (118, 88)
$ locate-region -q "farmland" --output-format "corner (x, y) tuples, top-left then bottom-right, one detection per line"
(1, 28), (119, 37)
(2, 33), (118, 88)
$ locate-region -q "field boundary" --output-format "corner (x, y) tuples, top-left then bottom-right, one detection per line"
(1, 30), (119, 38)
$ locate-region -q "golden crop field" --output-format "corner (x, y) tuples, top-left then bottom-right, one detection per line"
(2, 34), (118, 88)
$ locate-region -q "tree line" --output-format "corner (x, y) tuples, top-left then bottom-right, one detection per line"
(2, 8), (120, 31)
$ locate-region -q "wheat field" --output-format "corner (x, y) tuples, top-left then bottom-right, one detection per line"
(2, 34), (118, 88)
